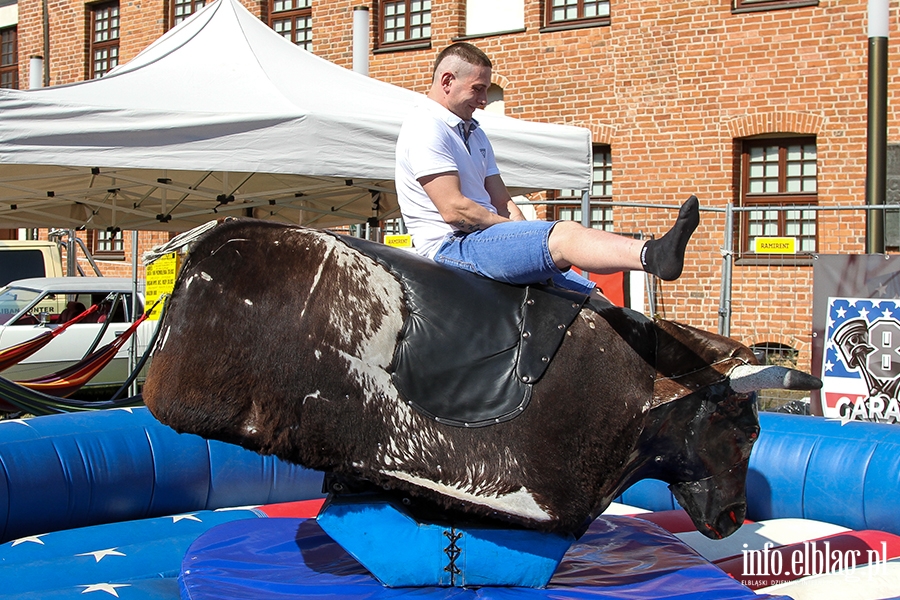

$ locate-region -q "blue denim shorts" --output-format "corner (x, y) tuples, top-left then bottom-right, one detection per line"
(433, 220), (596, 295)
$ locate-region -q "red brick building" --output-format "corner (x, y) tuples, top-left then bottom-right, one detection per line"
(1, 0), (898, 371)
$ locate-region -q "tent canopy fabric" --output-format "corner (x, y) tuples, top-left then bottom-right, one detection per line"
(0, 0), (591, 231)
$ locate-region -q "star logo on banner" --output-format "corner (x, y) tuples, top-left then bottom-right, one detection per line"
(76, 548), (126, 562)
(11, 535), (45, 546)
(79, 583), (131, 597)
(171, 513), (202, 523)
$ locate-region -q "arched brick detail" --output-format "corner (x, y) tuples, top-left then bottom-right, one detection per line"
(491, 73), (510, 90)
(738, 333), (812, 367)
(568, 121), (616, 145)
(725, 111), (826, 139)
(740, 332), (800, 352)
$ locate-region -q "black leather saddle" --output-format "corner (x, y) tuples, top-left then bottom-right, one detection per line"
(334, 233), (590, 427)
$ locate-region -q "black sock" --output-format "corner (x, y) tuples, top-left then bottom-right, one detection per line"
(640, 195), (700, 281)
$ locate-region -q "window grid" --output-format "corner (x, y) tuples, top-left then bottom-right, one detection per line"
(91, 229), (125, 258)
(556, 146), (614, 231)
(380, 0), (431, 45)
(381, 218), (404, 236)
(546, 0), (610, 26)
(0, 27), (17, 90)
(740, 137), (818, 255)
(269, 0), (312, 51)
(785, 143), (817, 193)
(90, 3), (119, 79)
(733, 0), (819, 12)
(556, 206), (614, 232)
(173, 0), (206, 26)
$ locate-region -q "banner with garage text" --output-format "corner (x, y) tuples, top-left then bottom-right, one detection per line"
(813, 255), (900, 424)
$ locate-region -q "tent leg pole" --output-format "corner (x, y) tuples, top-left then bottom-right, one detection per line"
(130, 230), (139, 398)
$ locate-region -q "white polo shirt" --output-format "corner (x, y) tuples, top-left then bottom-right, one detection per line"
(395, 99), (501, 258)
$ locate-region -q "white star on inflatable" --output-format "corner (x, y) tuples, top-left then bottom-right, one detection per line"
(171, 513), (202, 523)
(76, 548), (126, 562)
(884, 307), (894, 319)
(860, 306), (870, 321)
(11, 535), (45, 546)
(824, 359), (835, 373)
(836, 306), (847, 319)
(79, 583), (130, 597)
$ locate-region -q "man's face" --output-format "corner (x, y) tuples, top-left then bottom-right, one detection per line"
(445, 63), (491, 121)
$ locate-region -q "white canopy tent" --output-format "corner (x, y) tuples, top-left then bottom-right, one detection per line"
(0, 0), (591, 232)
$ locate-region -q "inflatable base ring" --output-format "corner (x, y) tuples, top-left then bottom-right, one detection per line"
(179, 515), (792, 600)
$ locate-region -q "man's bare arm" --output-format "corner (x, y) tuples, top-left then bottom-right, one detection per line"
(420, 172), (509, 232)
(485, 174), (526, 221)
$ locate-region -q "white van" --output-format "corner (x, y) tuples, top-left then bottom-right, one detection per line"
(0, 241), (64, 287)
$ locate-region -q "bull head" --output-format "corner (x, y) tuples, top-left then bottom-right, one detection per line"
(629, 321), (821, 540)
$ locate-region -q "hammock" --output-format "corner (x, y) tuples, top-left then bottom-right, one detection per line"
(0, 304), (100, 372)
(0, 296), (166, 414)
(11, 312), (150, 398)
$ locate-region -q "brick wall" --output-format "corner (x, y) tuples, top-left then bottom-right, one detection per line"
(11, 0), (899, 370)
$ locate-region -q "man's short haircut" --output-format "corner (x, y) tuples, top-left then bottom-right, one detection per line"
(432, 42), (492, 79)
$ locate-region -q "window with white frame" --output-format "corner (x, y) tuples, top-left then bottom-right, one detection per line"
(171, 0), (206, 26)
(90, 2), (119, 79)
(270, 0), (312, 51)
(379, 0), (431, 47)
(91, 228), (124, 259)
(739, 137), (818, 255)
(543, 0), (610, 30)
(0, 26), (17, 89)
(732, 0), (818, 14)
(555, 145), (613, 231)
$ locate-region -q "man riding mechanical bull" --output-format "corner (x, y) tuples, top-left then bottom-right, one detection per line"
(396, 42), (700, 298)
(142, 43), (821, 543)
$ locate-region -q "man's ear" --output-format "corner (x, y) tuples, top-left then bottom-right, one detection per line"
(440, 71), (454, 89)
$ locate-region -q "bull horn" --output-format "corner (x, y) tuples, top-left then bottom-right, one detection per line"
(728, 364), (822, 393)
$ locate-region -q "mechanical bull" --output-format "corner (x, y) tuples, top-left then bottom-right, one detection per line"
(143, 219), (820, 539)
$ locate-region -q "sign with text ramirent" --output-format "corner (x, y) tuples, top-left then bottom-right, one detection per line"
(145, 252), (180, 320)
(384, 234), (413, 248)
(754, 237), (796, 254)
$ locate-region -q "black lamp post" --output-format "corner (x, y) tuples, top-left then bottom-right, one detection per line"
(866, 0), (889, 254)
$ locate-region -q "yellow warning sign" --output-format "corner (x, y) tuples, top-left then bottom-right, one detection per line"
(145, 252), (180, 320)
(754, 237), (796, 254)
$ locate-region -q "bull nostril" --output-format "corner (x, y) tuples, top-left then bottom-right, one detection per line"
(704, 523), (724, 540)
(729, 510), (737, 524)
